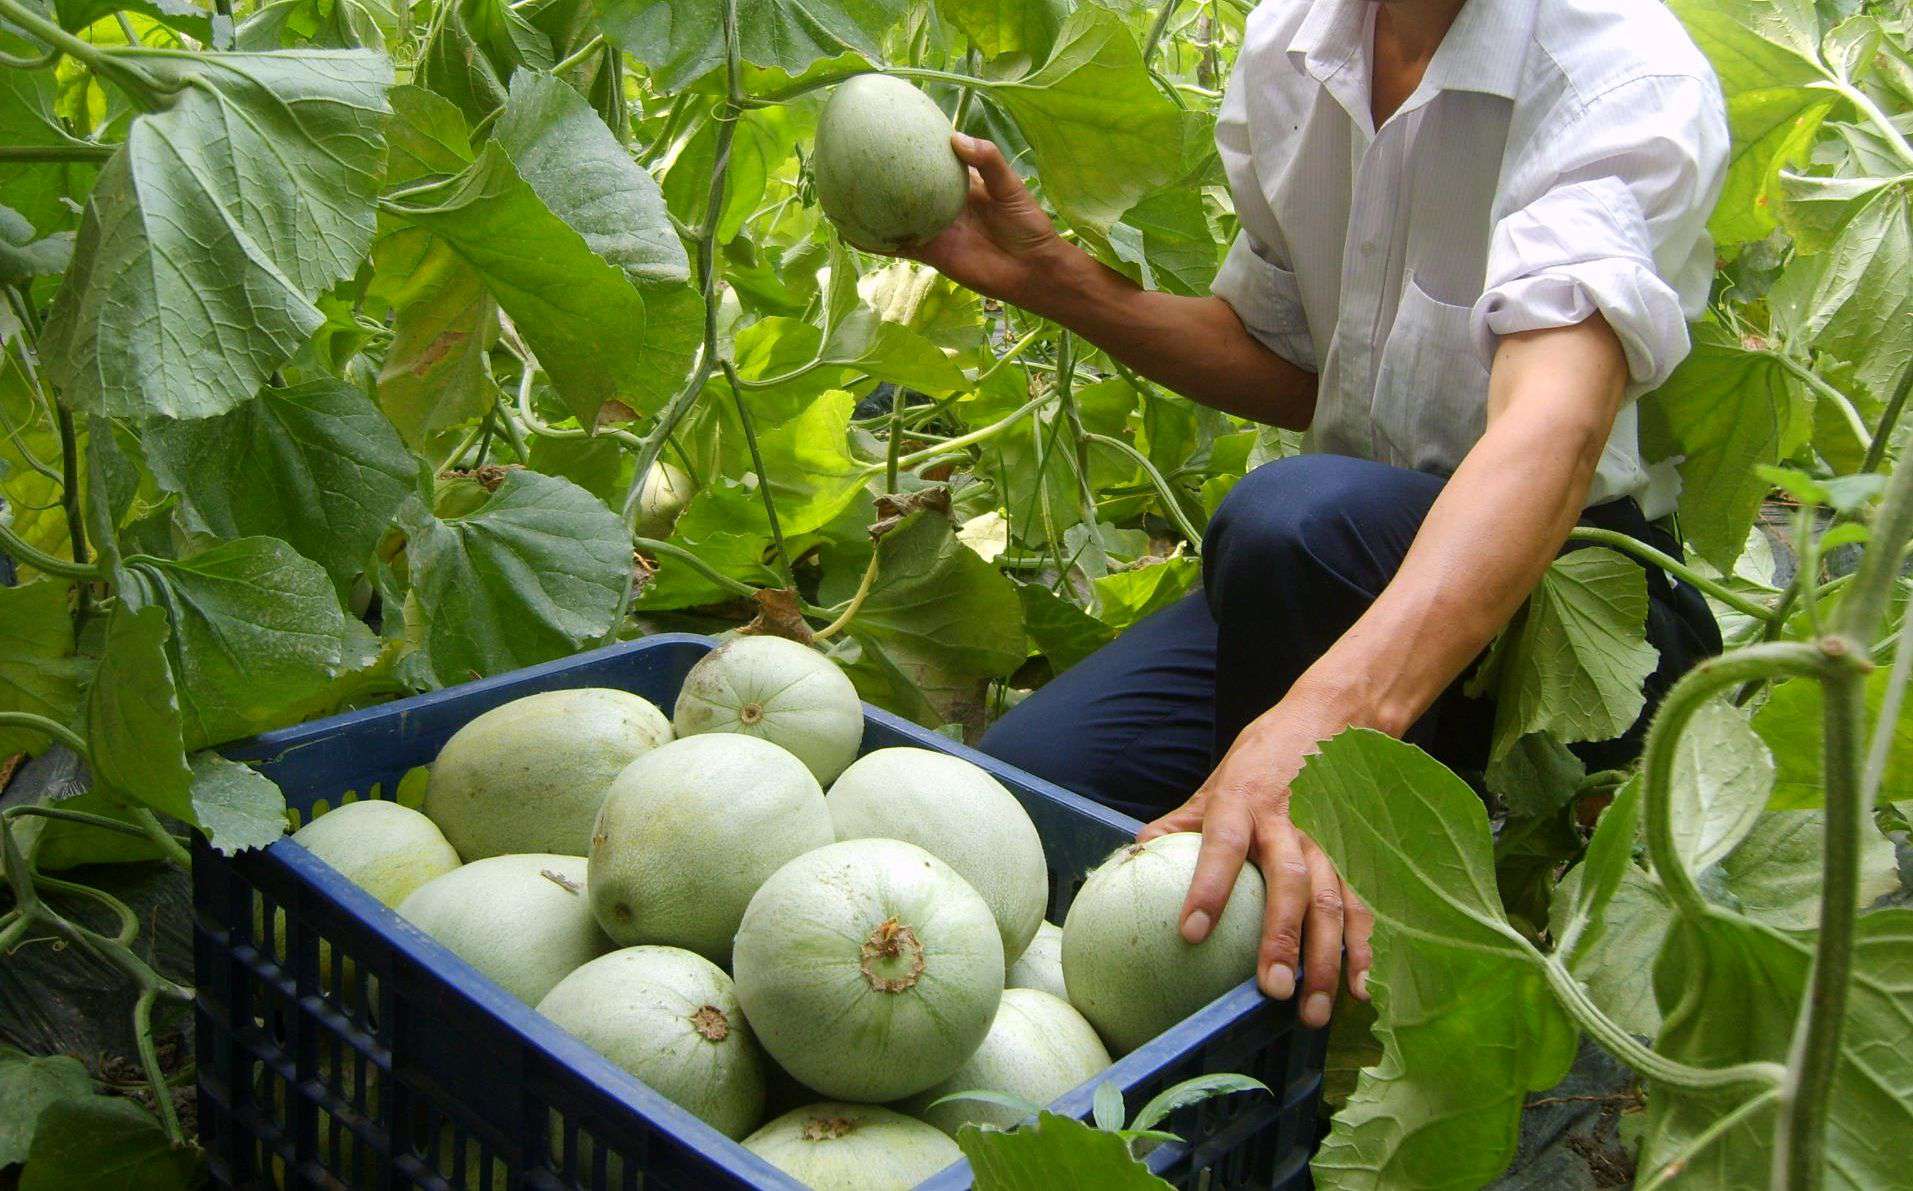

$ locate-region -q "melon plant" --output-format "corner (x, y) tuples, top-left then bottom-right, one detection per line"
(537, 946), (766, 1139)
(905, 988), (1111, 1136)
(1062, 833), (1263, 1054)
(672, 636), (864, 784)
(424, 688), (672, 860)
(587, 733), (833, 961)
(812, 74), (970, 253)
(1006, 921), (1067, 1001)
(731, 839), (1004, 1102)
(743, 1103), (961, 1191)
(826, 747), (1048, 962)
(396, 854), (610, 1005)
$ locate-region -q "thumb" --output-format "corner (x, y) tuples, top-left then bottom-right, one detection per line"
(952, 132), (1025, 203)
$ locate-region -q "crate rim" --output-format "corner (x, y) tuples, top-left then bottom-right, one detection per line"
(214, 631), (1281, 1188)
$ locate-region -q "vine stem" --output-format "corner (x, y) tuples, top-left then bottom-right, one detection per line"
(1639, 1086), (1781, 1191)
(1564, 527), (1775, 622)
(743, 64), (987, 107)
(1811, 77), (1913, 169)
(551, 33), (606, 76)
(1085, 431), (1205, 550)
(0, 520), (100, 580)
(632, 536), (831, 618)
(1774, 455), (1913, 1187)
(1860, 366), (1913, 476)
(0, 0), (162, 110)
(133, 987), (185, 1144)
(719, 360), (796, 587)
(1142, 0), (1183, 68)
(884, 392), (1051, 473)
(0, 710), (89, 756)
(0, 143), (115, 162)
(1640, 643), (1845, 919)
(812, 550), (880, 642)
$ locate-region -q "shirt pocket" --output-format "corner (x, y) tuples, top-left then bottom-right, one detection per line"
(1371, 272), (1491, 475)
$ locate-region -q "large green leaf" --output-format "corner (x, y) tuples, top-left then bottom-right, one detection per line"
(1755, 666), (1913, 809)
(1638, 910), (1913, 1189)
(1771, 185), (1913, 398)
(417, 0), (552, 124)
(1552, 862), (1674, 1038)
(958, 1111), (1171, 1190)
(1018, 581), (1117, 673)
(0, 581), (84, 758)
(384, 83), (475, 186)
(699, 390), (871, 537)
(851, 506), (1026, 679)
(991, 7), (1211, 236)
(373, 235), (502, 448)
(186, 752), (290, 855)
(121, 538), (357, 749)
(1714, 809), (1900, 928)
(40, 50), (392, 421)
(1666, 696), (1774, 873)
(1639, 336), (1810, 571)
(19, 1095), (201, 1191)
(1291, 730), (1579, 1190)
(1670, 0), (1834, 245)
(0, 1047), (93, 1168)
(1106, 185), (1221, 297)
(1469, 548), (1659, 759)
(399, 470), (630, 686)
(601, 0), (909, 92)
(935, 0), (1070, 60)
(85, 604), (193, 821)
(144, 380), (418, 589)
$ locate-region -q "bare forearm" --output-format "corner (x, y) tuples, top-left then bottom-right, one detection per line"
(1292, 320), (1630, 733)
(1017, 242), (1317, 428)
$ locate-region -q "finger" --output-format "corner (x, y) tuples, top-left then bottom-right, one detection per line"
(1297, 838), (1344, 1028)
(1178, 794), (1253, 945)
(1255, 818), (1310, 1002)
(1342, 880), (1375, 1001)
(966, 166), (988, 206)
(952, 133), (1025, 203)
(1139, 798), (1204, 843)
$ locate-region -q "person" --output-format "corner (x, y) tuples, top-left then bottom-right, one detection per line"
(895, 0), (1729, 1031)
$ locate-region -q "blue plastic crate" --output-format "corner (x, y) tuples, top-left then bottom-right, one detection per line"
(196, 633), (1326, 1189)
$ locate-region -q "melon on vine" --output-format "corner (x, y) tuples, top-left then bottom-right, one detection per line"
(812, 74), (969, 253)
(743, 1103), (960, 1191)
(731, 838), (1004, 1102)
(424, 688), (672, 860)
(587, 733), (833, 962)
(537, 946), (766, 1139)
(396, 854), (610, 1005)
(1061, 832), (1263, 1054)
(1006, 920), (1067, 1001)
(905, 988), (1112, 1136)
(826, 746), (1048, 962)
(634, 459), (694, 539)
(672, 636), (863, 784)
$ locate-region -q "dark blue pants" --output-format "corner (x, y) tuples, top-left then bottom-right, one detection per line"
(980, 454), (1721, 820)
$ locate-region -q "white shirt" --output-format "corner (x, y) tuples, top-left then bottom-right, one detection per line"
(1210, 0), (1729, 515)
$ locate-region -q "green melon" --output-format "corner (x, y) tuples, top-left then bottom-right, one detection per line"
(537, 946), (767, 1139)
(424, 688), (672, 860)
(634, 460), (694, 539)
(826, 747), (1048, 963)
(672, 636), (863, 785)
(1061, 832), (1263, 1054)
(586, 733), (833, 962)
(396, 853), (610, 1005)
(904, 988), (1112, 1136)
(1006, 920), (1066, 1001)
(743, 1103), (961, 1191)
(732, 839), (1004, 1102)
(813, 74), (969, 253)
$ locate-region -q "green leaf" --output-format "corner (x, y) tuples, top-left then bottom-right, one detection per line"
(144, 380), (418, 590)
(1550, 861), (1674, 1039)
(19, 1095), (200, 1191)
(1129, 1074), (1270, 1134)
(0, 581), (84, 758)
(1470, 548), (1659, 760)
(1090, 1080), (1126, 1131)
(601, 0), (909, 92)
(85, 604), (194, 821)
(186, 752), (290, 855)
(1290, 730), (1578, 1190)
(662, 102), (804, 245)
(0, 31), (97, 236)
(1771, 185), (1913, 399)
(373, 236), (502, 448)
(1670, 0), (1835, 245)
(1755, 666), (1913, 808)
(731, 313), (968, 399)
(1666, 696), (1775, 873)
(1091, 556), (1200, 632)
(384, 83), (475, 186)
(120, 538), (358, 749)
(708, 391), (871, 537)
(0, 1047), (94, 1168)
(40, 50), (392, 420)
(1483, 731), (1587, 817)
(935, 0), (1069, 60)
(399, 470), (630, 686)
(20, 789), (176, 872)
(1017, 582), (1117, 673)
(1774, 169), (1909, 255)
(1551, 777), (1642, 954)
(1640, 335), (1811, 572)
(418, 0), (552, 124)
(1714, 808), (1900, 928)
(958, 1112), (1172, 1191)
(1105, 186), (1221, 297)
(851, 507), (1026, 680)
(1638, 910), (1913, 1188)
(991, 7), (1211, 236)
(0, 204), (72, 284)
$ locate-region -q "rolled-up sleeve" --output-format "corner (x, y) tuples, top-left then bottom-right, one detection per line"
(1471, 74), (1728, 394)
(1210, 52), (1319, 372)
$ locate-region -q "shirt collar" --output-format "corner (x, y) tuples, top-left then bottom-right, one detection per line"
(1287, 0), (1537, 102)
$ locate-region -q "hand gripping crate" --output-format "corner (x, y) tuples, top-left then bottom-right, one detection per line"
(196, 634), (1326, 1189)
